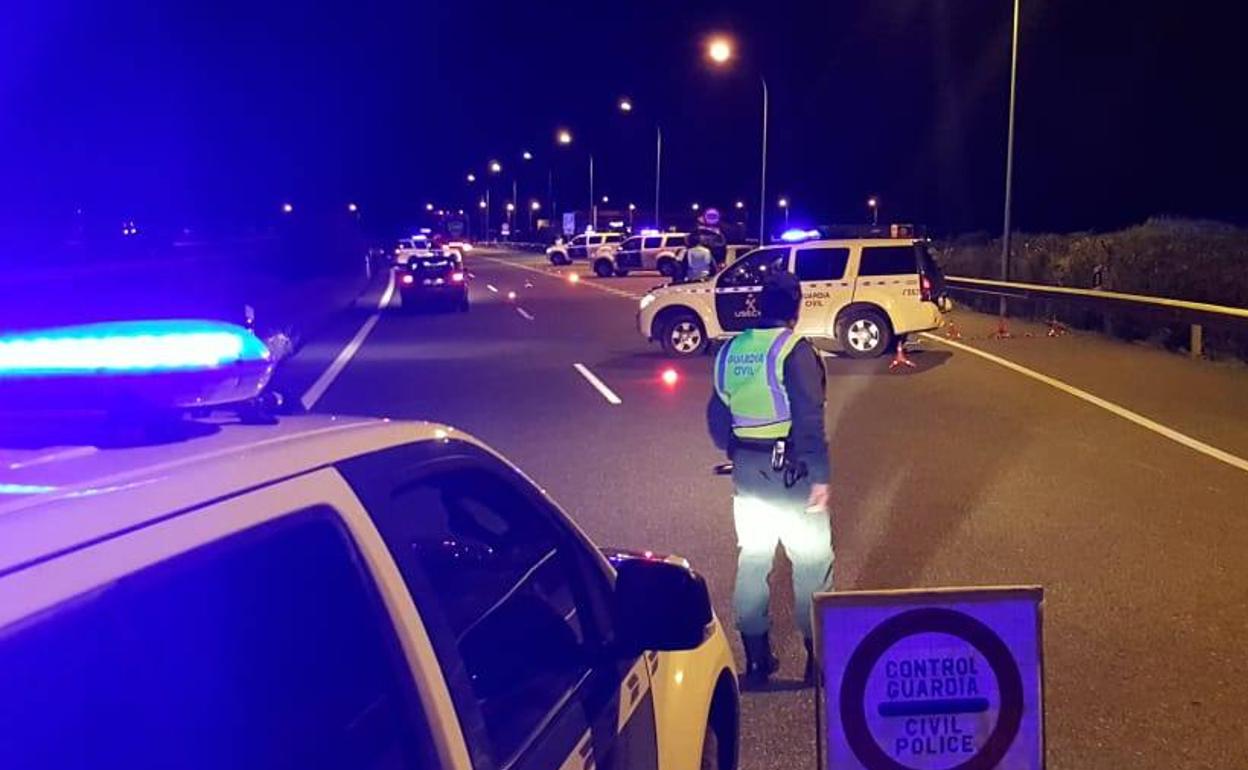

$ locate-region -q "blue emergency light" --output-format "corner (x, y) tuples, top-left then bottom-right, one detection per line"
(780, 228), (822, 243)
(0, 320), (274, 410)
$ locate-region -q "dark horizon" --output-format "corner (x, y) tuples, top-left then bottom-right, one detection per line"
(2, 0), (1245, 241)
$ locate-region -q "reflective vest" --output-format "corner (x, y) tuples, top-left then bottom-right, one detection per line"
(714, 327), (802, 440)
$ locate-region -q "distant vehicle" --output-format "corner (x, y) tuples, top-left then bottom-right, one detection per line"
(637, 237), (948, 357)
(396, 249), (469, 312)
(0, 322), (740, 770)
(394, 235), (433, 265)
(446, 240), (473, 256)
(596, 231), (730, 279)
(546, 232), (624, 265)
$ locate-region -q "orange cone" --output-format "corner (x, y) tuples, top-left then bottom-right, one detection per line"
(889, 341), (916, 371)
(990, 315), (1013, 340)
(944, 322), (963, 340)
(1046, 319), (1068, 337)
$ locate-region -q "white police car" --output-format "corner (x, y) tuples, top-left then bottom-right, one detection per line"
(0, 321), (740, 770)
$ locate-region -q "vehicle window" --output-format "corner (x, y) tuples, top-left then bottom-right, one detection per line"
(604, 234), (623, 243)
(795, 247), (850, 281)
(642, 237), (662, 249)
(717, 247), (790, 287)
(381, 468), (601, 767)
(570, 235), (587, 246)
(663, 236), (687, 248)
(0, 508), (433, 770)
(858, 245), (919, 276)
(620, 237), (642, 250)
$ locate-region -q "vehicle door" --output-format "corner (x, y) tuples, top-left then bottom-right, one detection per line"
(713, 246), (793, 332)
(793, 245), (852, 336)
(616, 236), (644, 270)
(339, 441), (659, 770)
(0, 472), (448, 770)
(568, 235), (590, 261)
(640, 236), (663, 269)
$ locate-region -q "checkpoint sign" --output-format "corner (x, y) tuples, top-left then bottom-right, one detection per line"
(814, 587), (1043, 770)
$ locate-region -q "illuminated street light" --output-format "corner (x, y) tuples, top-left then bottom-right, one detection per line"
(778, 196), (790, 227)
(778, 197), (788, 208)
(457, 209), (465, 215)
(601, 195), (609, 204)
(466, 173), (476, 183)
(522, 150), (533, 161)
(478, 199), (487, 209)
(530, 200), (541, 211)
(506, 202), (516, 212)
(735, 200), (745, 209)
(691, 202), (700, 211)
(557, 129), (573, 145)
(489, 160), (502, 173)
(618, 97), (633, 113)
(281, 202), (294, 214)
(426, 203), (434, 212)
(628, 203), (636, 211)
(437, 209), (445, 216)
(867, 196), (879, 226)
(707, 37), (733, 64)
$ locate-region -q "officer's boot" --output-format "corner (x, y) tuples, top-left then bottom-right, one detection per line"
(740, 633), (780, 686)
(802, 637), (815, 686)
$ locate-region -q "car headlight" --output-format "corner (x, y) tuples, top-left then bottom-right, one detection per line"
(639, 293), (656, 311)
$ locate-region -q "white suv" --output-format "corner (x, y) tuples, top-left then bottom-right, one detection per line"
(637, 237), (947, 357)
(594, 232), (690, 278)
(0, 414), (740, 770)
(546, 232), (624, 265)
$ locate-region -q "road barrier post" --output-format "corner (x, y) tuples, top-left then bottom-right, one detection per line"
(1190, 323), (1204, 359)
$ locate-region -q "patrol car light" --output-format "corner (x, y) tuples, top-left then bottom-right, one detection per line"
(0, 320), (270, 377)
(451, 271), (465, 282)
(780, 228), (821, 243)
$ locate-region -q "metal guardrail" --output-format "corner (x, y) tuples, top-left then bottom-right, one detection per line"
(944, 275), (1248, 358)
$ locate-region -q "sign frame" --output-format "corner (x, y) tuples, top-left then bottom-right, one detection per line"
(812, 586), (1045, 770)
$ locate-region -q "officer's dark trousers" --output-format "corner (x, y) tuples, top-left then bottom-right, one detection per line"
(731, 447), (834, 639)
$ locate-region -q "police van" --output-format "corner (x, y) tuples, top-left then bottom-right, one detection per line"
(0, 320), (740, 770)
(637, 237), (948, 357)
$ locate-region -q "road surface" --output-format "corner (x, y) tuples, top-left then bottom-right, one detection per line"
(276, 248), (1248, 770)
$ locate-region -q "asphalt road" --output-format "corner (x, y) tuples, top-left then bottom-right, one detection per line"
(279, 248), (1248, 770)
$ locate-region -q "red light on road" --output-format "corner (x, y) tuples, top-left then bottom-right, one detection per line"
(451, 271), (465, 282)
(401, 274), (414, 285)
(568, 273), (580, 284)
(661, 368), (679, 387)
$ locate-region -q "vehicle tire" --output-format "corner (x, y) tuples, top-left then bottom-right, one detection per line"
(699, 723), (721, 770)
(838, 308), (892, 359)
(549, 252), (566, 266)
(660, 311), (708, 357)
(657, 257), (677, 277)
(594, 259), (615, 278)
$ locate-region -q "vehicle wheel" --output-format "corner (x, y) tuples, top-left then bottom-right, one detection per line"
(661, 312), (708, 357)
(594, 259), (615, 278)
(699, 723), (720, 770)
(839, 308), (892, 359)
(657, 258), (676, 277)
(614, 267), (630, 277)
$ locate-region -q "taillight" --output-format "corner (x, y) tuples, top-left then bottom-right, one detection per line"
(451, 271), (465, 282)
(920, 275), (932, 302)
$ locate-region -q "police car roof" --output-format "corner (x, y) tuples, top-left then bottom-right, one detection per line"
(799, 237), (923, 247)
(0, 415), (474, 575)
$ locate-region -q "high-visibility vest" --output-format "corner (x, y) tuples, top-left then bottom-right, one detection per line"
(714, 327), (802, 440)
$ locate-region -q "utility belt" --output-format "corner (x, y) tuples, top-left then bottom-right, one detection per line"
(729, 435), (809, 488)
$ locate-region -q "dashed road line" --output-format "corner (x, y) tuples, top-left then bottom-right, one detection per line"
(482, 257), (644, 300)
(516, 307), (535, 321)
(573, 363), (623, 405)
(486, 284), (498, 293)
(301, 272), (396, 410)
(921, 332), (1248, 474)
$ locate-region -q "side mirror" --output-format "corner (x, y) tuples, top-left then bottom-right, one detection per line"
(612, 554), (713, 655)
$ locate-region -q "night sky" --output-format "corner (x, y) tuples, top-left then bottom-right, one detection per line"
(2, 0), (1244, 238)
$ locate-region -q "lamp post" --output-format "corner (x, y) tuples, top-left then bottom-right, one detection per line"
(778, 197), (789, 228)
(556, 128), (594, 231)
(867, 197), (879, 226)
(707, 36), (768, 245)
(1000, 0), (1022, 315)
(628, 202), (636, 229)
(617, 96), (663, 230)
(488, 160), (502, 239)
(529, 200), (540, 231)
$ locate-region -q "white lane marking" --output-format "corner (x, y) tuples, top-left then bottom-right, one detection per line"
(516, 307), (535, 321)
(921, 332), (1248, 474)
(482, 257), (644, 300)
(300, 272), (395, 410)
(573, 363), (622, 405)
(7, 446), (98, 470)
(486, 284), (498, 293)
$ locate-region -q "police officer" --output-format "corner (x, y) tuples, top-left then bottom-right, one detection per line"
(707, 271), (832, 686)
(683, 232), (714, 282)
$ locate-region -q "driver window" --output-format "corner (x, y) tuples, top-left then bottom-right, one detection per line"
(571, 235), (588, 246)
(717, 247), (790, 288)
(383, 469), (597, 768)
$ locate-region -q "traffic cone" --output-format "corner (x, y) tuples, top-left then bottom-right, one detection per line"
(888, 340), (916, 371)
(1046, 319), (1068, 337)
(990, 315), (1013, 340)
(944, 321), (963, 340)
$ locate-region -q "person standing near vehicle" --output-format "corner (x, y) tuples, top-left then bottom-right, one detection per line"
(684, 232), (714, 282)
(706, 271), (832, 686)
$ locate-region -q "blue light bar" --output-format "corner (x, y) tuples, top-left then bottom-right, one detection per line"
(0, 320), (270, 379)
(780, 228), (813, 242)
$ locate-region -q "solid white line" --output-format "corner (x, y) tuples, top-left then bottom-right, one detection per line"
(920, 332), (1248, 474)
(7, 446), (98, 470)
(300, 272), (395, 410)
(486, 284), (498, 293)
(516, 307), (535, 321)
(573, 363), (622, 405)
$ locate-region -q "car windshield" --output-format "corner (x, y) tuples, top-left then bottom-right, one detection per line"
(3, 7), (1245, 770)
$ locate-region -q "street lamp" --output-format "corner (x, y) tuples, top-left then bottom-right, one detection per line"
(707, 35), (769, 245)
(867, 196), (879, 226)
(778, 197), (789, 227)
(281, 202), (293, 214)
(529, 199), (540, 231)
(556, 128), (596, 230)
(1000, 0), (1022, 313)
(347, 202), (358, 213)
(628, 202), (636, 228)
(618, 97), (633, 113)
(425, 203), (434, 212)
(616, 96), (664, 230)
(522, 150), (533, 161)
(691, 202), (700, 211)
(489, 160), (502, 173)
(466, 173), (476, 183)
(557, 129), (572, 145)
(601, 195), (609, 204)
